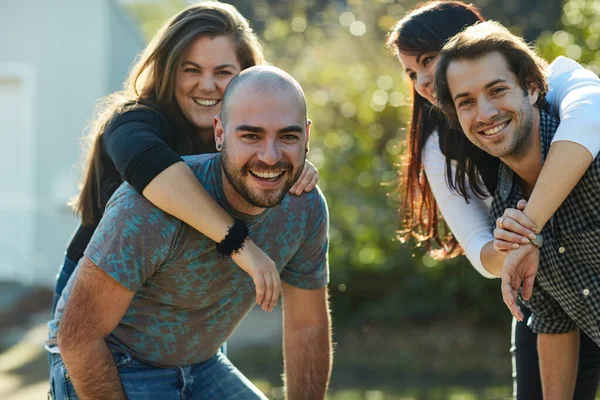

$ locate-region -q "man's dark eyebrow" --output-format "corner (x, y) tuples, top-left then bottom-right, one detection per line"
(453, 91), (470, 102)
(236, 125), (265, 133)
(278, 125), (303, 134)
(235, 125), (304, 134)
(453, 79), (510, 101)
(484, 79), (508, 89)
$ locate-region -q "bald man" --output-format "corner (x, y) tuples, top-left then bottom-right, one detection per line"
(48, 66), (332, 400)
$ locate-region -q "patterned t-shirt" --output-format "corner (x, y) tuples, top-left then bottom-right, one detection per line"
(50, 153), (329, 367)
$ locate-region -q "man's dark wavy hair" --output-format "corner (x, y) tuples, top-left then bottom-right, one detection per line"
(435, 20), (549, 128)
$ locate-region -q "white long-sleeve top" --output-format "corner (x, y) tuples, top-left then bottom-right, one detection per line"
(421, 56), (600, 278)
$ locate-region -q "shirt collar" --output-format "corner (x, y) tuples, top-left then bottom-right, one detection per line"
(538, 107), (554, 165)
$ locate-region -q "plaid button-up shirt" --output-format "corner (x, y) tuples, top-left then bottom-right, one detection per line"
(490, 109), (600, 345)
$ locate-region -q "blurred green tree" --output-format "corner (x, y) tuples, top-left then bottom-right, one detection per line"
(256, 2), (509, 326)
(124, 0), (599, 328)
(126, 0), (187, 39)
(536, 0), (600, 75)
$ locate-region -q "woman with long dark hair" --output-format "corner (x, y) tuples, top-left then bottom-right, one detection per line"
(387, 1), (600, 398)
(55, 1), (318, 315)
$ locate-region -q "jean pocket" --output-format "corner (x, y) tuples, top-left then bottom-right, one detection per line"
(55, 359), (78, 400)
(64, 377), (78, 400)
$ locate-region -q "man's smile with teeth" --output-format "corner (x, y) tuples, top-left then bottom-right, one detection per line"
(481, 120), (510, 136)
(193, 98), (220, 107)
(250, 170), (285, 179)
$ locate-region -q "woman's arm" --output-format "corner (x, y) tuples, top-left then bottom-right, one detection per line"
(422, 132), (506, 277)
(103, 109), (282, 310)
(142, 162), (283, 311)
(547, 57), (600, 157)
(522, 57), (600, 229)
(479, 242), (505, 277)
(141, 161), (318, 312)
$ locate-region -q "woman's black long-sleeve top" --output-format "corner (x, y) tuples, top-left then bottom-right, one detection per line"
(65, 107), (187, 262)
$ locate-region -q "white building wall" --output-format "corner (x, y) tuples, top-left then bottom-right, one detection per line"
(108, 1), (146, 90)
(0, 0), (143, 286)
(0, 64), (36, 283)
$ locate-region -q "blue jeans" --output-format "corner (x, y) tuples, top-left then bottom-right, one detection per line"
(48, 351), (267, 400)
(52, 255), (78, 317)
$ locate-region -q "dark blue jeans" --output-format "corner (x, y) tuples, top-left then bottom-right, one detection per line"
(512, 306), (600, 399)
(52, 255), (78, 317)
(49, 351), (266, 400)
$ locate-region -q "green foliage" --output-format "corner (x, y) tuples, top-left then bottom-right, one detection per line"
(126, 0), (187, 39)
(125, 0), (599, 327)
(255, 2), (510, 325)
(536, 0), (600, 75)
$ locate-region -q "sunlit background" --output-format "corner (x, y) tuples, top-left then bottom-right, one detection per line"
(1, 0), (599, 398)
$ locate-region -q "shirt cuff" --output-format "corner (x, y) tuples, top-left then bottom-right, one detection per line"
(464, 234), (497, 279)
(527, 311), (578, 334)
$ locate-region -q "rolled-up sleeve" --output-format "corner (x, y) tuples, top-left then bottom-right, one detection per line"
(547, 56), (600, 158)
(525, 280), (578, 335)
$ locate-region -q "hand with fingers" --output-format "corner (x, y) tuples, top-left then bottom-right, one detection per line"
(501, 244), (540, 321)
(494, 199), (539, 252)
(289, 160), (319, 196)
(232, 239), (281, 312)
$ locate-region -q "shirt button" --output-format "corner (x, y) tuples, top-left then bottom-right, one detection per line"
(583, 288), (591, 296)
(558, 247), (566, 254)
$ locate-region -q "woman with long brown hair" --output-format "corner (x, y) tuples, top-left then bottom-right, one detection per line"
(387, 1), (600, 398)
(54, 1), (318, 316)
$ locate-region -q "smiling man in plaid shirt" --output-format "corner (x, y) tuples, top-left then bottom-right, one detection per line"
(434, 21), (600, 399)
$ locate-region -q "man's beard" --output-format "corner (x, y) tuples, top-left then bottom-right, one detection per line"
(221, 149), (305, 208)
(503, 103), (534, 161)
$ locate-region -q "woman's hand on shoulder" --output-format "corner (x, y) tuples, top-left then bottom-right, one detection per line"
(494, 200), (538, 252)
(289, 160), (319, 196)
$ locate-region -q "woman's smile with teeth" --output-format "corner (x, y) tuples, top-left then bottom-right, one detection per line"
(481, 120), (509, 136)
(193, 98), (219, 107)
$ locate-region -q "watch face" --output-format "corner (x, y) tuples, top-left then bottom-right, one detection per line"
(531, 234), (543, 248)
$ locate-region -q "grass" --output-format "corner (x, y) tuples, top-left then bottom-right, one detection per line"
(230, 319), (516, 399)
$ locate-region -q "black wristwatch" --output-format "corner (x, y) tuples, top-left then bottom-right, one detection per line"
(529, 233), (543, 248)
